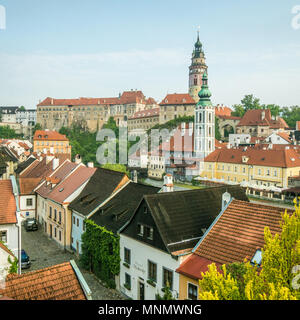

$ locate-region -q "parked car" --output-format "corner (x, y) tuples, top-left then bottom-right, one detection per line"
(21, 249), (31, 270)
(24, 218), (38, 231)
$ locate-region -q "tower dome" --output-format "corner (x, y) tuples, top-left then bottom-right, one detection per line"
(197, 72), (212, 107)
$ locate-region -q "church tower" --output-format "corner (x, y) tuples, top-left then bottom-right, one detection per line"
(188, 30), (208, 103)
(194, 72), (215, 159)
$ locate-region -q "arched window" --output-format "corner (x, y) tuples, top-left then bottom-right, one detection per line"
(194, 77), (197, 85)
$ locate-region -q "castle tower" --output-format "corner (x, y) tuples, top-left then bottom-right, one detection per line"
(188, 29), (208, 103)
(194, 72), (215, 159)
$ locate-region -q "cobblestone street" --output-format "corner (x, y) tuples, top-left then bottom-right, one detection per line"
(21, 225), (125, 300)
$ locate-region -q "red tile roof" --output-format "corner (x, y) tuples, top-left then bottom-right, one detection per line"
(237, 109), (288, 129)
(19, 178), (42, 195)
(215, 106), (232, 117)
(177, 200), (292, 279)
(35, 160), (78, 198)
(47, 166), (96, 204)
(296, 121), (300, 131)
(37, 91), (152, 107)
(0, 262), (86, 300)
(0, 180), (17, 225)
(204, 147), (300, 168)
(159, 93), (195, 105)
(33, 130), (69, 141)
(129, 108), (160, 120)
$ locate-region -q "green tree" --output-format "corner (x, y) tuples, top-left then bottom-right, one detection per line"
(32, 123), (42, 135)
(281, 106), (300, 129)
(155, 283), (175, 300)
(241, 94), (262, 111)
(7, 255), (18, 274)
(215, 117), (221, 140)
(198, 201), (300, 300)
(231, 104), (245, 117)
(101, 163), (129, 176)
(19, 106), (26, 111)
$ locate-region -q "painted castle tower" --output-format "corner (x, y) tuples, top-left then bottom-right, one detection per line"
(188, 30), (208, 103)
(194, 71), (215, 159)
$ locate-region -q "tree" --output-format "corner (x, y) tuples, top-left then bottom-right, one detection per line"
(19, 106), (26, 111)
(32, 123), (42, 135)
(241, 94), (262, 111)
(155, 283), (175, 300)
(281, 106), (300, 129)
(101, 163), (129, 176)
(198, 201), (300, 300)
(215, 117), (221, 140)
(231, 104), (245, 117)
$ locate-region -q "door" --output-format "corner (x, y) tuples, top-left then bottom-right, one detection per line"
(139, 282), (145, 300)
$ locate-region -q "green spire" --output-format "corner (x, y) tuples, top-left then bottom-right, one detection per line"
(193, 29), (203, 58)
(197, 72), (212, 107)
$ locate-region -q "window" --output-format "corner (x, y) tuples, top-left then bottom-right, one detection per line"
(77, 218), (79, 227)
(54, 227), (57, 238)
(59, 231), (61, 241)
(251, 249), (262, 267)
(143, 206), (148, 214)
(26, 198), (33, 206)
(163, 268), (173, 290)
(125, 273), (131, 290)
(124, 248), (131, 265)
(0, 230), (7, 243)
(148, 260), (157, 282)
(144, 226), (153, 240)
(137, 224), (144, 236)
(49, 207), (52, 218)
(54, 209), (57, 221)
(188, 283), (198, 300)
(73, 216), (75, 225)
(58, 212), (61, 224)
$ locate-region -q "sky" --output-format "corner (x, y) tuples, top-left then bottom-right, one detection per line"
(0, 0), (300, 109)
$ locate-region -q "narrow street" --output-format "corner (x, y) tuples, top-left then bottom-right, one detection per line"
(21, 225), (125, 300)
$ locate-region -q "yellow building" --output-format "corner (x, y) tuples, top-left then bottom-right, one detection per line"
(33, 130), (71, 156)
(199, 146), (300, 198)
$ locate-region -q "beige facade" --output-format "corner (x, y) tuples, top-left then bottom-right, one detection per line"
(147, 152), (165, 180)
(37, 91), (157, 132)
(128, 108), (160, 132)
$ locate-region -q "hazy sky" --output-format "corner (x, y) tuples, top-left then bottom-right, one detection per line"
(0, 0), (300, 109)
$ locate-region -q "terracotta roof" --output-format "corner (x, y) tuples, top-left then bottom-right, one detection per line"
(237, 109), (288, 129)
(146, 97), (157, 105)
(47, 166), (96, 204)
(217, 115), (241, 120)
(33, 130), (69, 141)
(215, 106), (232, 117)
(37, 97), (119, 107)
(19, 178), (42, 195)
(0, 180), (17, 225)
(35, 160), (78, 198)
(204, 147), (300, 168)
(37, 91), (151, 107)
(0, 262), (86, 300)
(129, 108), (160, 120)
(119, 90), (146, 104)
(159, 93), (195, 105)
(177, 200), (292, 279)
(296, 121), (300, 131)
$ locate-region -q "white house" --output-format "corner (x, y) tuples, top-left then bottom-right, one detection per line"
(265, 131), (292, 145)
(118, 186), (248, 300)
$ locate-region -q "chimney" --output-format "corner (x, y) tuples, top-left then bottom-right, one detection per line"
(163, 174), (174, 192)
(53, 157), (59, 170)
(51, 98), (54, 105)
(222, 191), (231, 211)
(75, 154), (82, 164)
(261, 110), (265, 120)
(87, 162), (94, 168)
(132, 170), (138, 183)
(46, 154), (54, 164)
